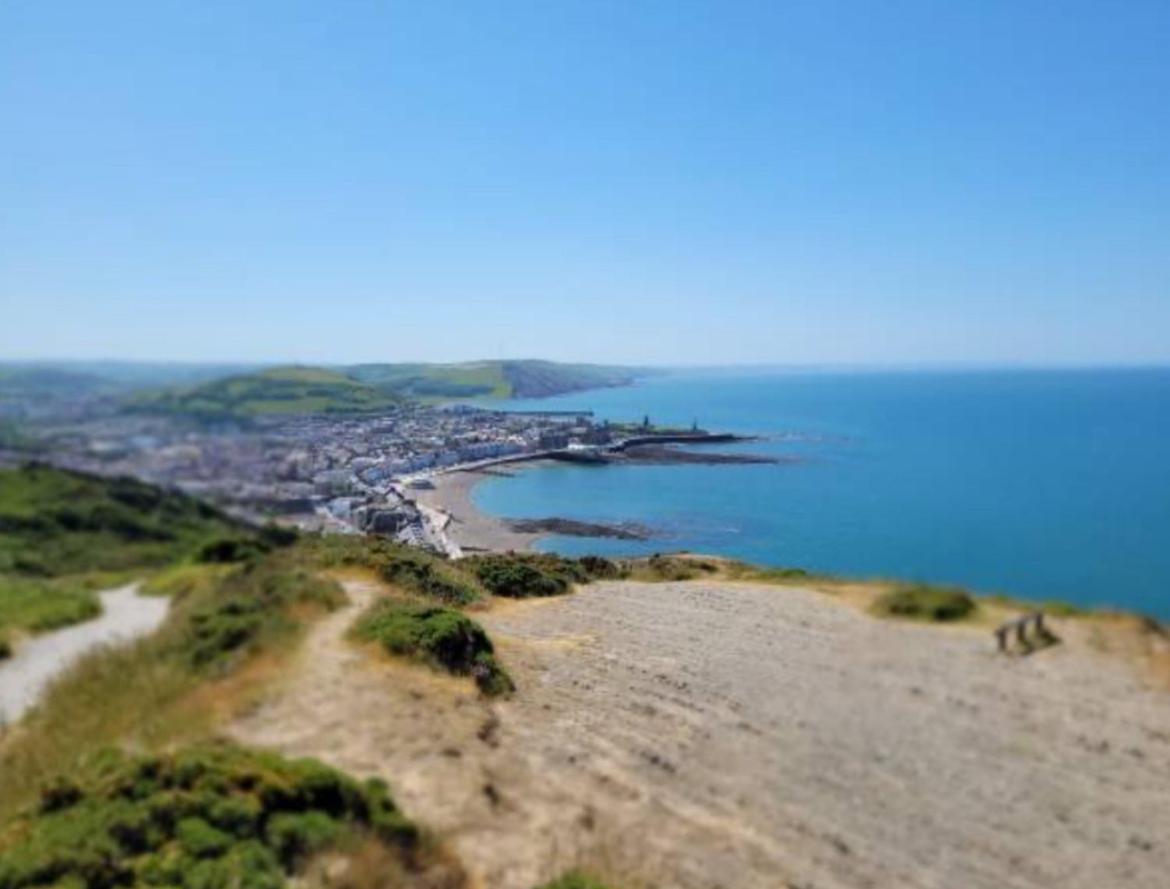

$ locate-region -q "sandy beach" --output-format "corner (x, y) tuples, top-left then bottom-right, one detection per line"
(410, 466), (548, 553)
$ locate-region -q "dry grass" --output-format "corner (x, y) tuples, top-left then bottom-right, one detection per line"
(0, 557), (340, 822)
(0, 636), (202, 822)
(302, 835), (469, 889)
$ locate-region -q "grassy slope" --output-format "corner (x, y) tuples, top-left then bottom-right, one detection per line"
(0, 523), (486, 887)
(324, 360), (639, 401)
(0, 540), (465, 888)
(499, 360), (639, 399)
(348, 362), (511, 400)
(129, 366), (401, 419)
(0, 464), (246, 642)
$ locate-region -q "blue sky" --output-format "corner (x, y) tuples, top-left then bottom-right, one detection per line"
(2, 1), (1168, 366)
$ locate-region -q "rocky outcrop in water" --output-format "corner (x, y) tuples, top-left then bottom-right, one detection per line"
(505, 517), (653, 540)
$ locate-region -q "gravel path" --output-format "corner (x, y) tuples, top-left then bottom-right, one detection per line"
(231, 579), (1170, 889)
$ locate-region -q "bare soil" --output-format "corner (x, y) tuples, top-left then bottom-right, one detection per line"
(230, 578), (1170, 889)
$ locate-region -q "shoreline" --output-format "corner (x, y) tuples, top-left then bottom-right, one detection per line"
(409, 465), (551, 554)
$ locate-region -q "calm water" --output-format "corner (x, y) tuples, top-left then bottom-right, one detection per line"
(474, 369), (1170, 617)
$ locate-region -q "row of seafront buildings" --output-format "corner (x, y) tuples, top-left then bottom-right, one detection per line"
(26, 403), (606, 549)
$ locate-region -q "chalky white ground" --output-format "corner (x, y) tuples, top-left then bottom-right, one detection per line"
(231, 579), (1170, 889)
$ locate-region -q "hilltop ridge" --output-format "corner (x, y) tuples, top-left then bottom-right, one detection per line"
(0, 359), (647, 421)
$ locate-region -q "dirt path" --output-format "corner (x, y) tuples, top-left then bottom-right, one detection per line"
(231, 579), (1170, 889)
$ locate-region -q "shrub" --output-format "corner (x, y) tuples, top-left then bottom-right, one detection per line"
(181, 560), (343, 669)
(576, 555), (622, 579)
(622, 554), (717, 582)
(0, 634), (10, 660)
(0, 745), (421, 889)
(463, 552), (622, 597)
(0, 576), (102, 639)
(873, 584), (976, 622)
(352, 601), (513, 695)
(370, 550), (478, 604)
(537, 873), (611, 889)
(469, 556), (568, 598)
(196, 536), (271, 565)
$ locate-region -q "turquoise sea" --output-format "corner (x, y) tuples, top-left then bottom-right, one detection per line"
(474, 369), (1170, 618)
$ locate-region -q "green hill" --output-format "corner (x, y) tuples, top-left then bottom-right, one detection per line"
(348, 359), (642, 400)
(128, 360), (643, 417)
(347, 361), (511, 399)
(131, 366), (402, 419)
(0, 463), (249, 642)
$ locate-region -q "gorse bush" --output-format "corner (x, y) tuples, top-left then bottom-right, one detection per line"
(0, 464), (273, 640)
(0, 464), (244, 578)
(536, 873), (612, 889)
(0, 549), (344, 818)
(182, 559), (343, 670)
(301, 536), (483, 604)
(622, 555), (718, 582)
(0, 744), (421, 889)
(872, 584), (976, 622)
(468, 556), (568, 598)
(376, 551), (482, 605)
(463, 552), (622, 598)
(352, 601), (513, 696)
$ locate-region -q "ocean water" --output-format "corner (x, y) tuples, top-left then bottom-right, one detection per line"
(474, 368), (1170, 618)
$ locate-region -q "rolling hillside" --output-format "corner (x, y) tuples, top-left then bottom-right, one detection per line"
(125, 360), (644, 419)
(348, 359), (642, 400)
(130, 366), (402, 419)
(0, 462), (248, 641)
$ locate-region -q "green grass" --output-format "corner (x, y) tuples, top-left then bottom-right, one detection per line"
(466, 555), (571, 598)
(535, 873), (612, 889)
(0, 463), (244, 576)
(303, 536), (486, 605)
(347, 362), (511, 400)
(0, 743), (425, 889)
(0, 548), (344, 820)
(0, 576), (102, 636)
(462, 553), (622, 597)
(129, 366), (401, 420)
(618, 555), (719, 583)
(351, 601), (513, 696)
(117, 360), (644, 415)
(344, 360), (640, 401)
(721, 561), (815, 584)
(872, 584), (977, 622)
(0, 464), (268, 639)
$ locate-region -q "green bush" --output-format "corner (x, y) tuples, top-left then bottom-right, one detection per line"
(537, 872), (611, 889)
(873, 584), (976, 622)
(0, 745), (420, 889)
(469, 556), (568, 598)
(576, 555), (622, 579)
(0, 464), (245, 579)
(196, 536), (270, 565)
(622, 554), (718, 582)
(352, 601), (513, 695)
(463, 552), (622, 598)
(182, 560), (343, 669)
(0, 577), (102, 639)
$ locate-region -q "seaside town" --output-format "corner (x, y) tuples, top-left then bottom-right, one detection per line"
(5, 401), (743, 553)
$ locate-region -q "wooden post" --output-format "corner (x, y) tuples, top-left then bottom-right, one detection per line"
(994, 625), (1008, 652)
(1015, 617), (1029, 648)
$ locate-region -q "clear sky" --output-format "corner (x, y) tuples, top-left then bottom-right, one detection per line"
(2, 1), (1168, 366)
